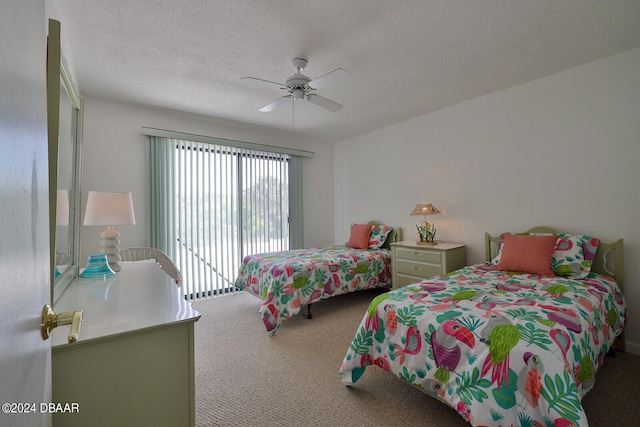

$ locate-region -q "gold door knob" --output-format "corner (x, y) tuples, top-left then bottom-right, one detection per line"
(41, 304), (83, 343)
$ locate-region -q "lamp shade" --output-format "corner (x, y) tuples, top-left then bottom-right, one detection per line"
(83, 191), (136, 226)
(56, 189), (69, 226)
(410, 203), (440, 216)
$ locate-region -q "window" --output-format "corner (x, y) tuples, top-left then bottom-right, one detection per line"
(144, 129), (311, 300)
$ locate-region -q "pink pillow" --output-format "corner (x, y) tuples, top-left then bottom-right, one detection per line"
(496, 234), (557, 276)
(348, 224), (372, 249)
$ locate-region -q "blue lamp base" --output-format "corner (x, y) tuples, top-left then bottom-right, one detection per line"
(80, 253), (116, 278)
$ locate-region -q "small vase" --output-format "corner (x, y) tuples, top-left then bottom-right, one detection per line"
(80, 253), (116, 278)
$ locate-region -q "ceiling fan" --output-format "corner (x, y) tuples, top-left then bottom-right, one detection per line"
(242, 58), (350, 113)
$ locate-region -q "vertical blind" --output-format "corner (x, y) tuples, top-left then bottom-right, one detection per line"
(144, 130), (311, 300)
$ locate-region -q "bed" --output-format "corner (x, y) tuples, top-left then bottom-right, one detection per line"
(340, 227), (626, 426)
(234, 221), (402, 335)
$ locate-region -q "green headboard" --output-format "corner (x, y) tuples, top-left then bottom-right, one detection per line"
(484, 226), (623, 288)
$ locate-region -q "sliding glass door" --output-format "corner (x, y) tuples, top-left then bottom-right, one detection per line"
(147, 135), (300, 300)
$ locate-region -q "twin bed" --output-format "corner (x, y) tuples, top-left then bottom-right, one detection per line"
(233, 221), (401, 335)
(340, 227), (626, 426)
(234, 225), (626, 426)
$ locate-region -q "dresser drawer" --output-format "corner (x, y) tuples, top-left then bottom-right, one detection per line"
(395, 247), (441, 263)
(396, 259), (441, 278)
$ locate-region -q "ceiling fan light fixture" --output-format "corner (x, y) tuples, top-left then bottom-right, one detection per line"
(292, 88), (305, 100)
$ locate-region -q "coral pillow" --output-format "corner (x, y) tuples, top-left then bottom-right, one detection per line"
(348, 223), (372, 249)
(496, 234), (557, 276)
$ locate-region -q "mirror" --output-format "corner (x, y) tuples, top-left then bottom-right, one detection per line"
(48, 19), (83, 302)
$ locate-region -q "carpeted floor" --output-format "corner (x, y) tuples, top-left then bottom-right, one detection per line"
(192, 290), (640, 427)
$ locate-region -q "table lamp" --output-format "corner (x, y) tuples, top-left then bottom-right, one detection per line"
(410, 202), (440, 245)
(83, 191), (136, 272)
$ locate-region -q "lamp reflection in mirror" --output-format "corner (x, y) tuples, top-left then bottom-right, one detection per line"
(56, 189), (69, 226)
(410, 202), (440, 245)
(83, 191), (136, 272)
(55, 190), (70, 277)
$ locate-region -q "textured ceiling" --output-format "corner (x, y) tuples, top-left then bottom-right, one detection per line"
(51, 0), (640, 143)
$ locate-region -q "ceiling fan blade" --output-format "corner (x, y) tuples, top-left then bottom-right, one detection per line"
(241, 76), (286, 89)
(259, 95), (292, 112)
(309, 68), (350, 89)
(306, 94), (343, 112)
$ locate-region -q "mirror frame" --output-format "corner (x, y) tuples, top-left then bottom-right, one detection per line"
(48, 19), (83, 303)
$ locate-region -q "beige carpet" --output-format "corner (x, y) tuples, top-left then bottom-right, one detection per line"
(193, 290), (640, 427)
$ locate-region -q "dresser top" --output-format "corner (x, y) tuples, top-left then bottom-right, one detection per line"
(391, 241), (466, 250)
(51, 261), (200, 348)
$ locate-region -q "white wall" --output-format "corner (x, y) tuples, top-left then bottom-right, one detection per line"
(334, 48), (640, 354)
(80, 98), (335, 264)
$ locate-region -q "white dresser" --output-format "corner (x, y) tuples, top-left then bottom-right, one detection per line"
(51, 262), (200, 427)
(390, 241), (466, 289)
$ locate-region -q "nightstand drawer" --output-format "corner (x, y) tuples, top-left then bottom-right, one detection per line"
(395, 247), (441, 263)
(395, 274), (428, 288)
(396, 260), (441, 278)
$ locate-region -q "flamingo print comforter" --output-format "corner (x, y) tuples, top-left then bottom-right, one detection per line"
(234, 246), (391, 335)
(340, 263), (626, 426)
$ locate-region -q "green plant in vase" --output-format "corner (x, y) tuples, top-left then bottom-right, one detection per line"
(416, 222), (436, 243)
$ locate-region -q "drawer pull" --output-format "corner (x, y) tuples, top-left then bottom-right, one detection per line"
(410, 266), (424, 271)
(411, 252), (422, 256)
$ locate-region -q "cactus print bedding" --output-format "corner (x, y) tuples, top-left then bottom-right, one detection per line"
(340, 263), (626, 426)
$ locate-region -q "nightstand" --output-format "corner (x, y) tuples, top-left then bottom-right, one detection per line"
(390, 241), (466, 289)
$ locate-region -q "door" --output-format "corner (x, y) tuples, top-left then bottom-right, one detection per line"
(0, 2), (52, 427)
